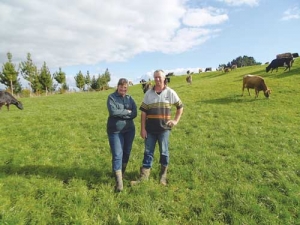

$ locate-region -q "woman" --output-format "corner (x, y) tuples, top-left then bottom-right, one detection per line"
(106, 78), (137, 191)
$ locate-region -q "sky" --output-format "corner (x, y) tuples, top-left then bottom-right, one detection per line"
(0, 0), (299, 90)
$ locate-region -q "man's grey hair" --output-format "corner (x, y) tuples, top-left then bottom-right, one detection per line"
(153, 69), (165, 78)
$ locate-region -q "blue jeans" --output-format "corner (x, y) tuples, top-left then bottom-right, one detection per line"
(108, 128), (135, 172)
(142, 130), (170, 168)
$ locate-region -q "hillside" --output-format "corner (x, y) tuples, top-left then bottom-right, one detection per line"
(1, 58), (300, 224)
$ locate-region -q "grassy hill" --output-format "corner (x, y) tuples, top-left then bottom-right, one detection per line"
(1, 58), (300, 224)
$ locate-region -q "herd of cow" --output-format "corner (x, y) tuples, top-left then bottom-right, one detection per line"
(0, 53), (297, 112)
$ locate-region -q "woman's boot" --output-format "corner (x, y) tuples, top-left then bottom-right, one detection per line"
(160, 165), (168, 186)
(115, 170), (123, 192)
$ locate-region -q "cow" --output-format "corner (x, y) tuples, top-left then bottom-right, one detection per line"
(142, 82), (152, 93)
(0, 91), (24, 111)
(242, 75), (271, 98)
(217, 66), (224, 72)
(276, 52), (292, 59)
(224, 67), (231, 73)
(205, 67), (212, 72)
(164, 77), (170, 85)
(186, 75), (192, 84)
(231, 64), (237, 70)
(198, 68), (202, 73)
(128, 81), (133, 86)
(266, 57), (294, 73)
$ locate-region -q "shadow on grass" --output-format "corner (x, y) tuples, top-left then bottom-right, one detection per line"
(0, 164), (114, 187)
(0, 164), (141, 189)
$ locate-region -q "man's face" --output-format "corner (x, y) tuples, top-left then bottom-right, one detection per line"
(154, 72), (165, 86)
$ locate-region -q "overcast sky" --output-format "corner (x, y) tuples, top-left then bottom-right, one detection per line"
(0, 0), (299, 89)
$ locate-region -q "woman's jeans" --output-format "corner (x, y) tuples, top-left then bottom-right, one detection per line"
(142, 130), (170, 168)
(108, 128), (135, 172)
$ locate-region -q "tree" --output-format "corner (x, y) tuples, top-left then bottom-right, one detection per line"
(220, 55), (262, 68)
(31, 72), (43, 94)
(13, 79), (23, 94)
(0, 52), (19, 94)
(103, 68), (111, 84)
(90, 68), (111, 91)
(39, 62), (53, 95)
(53, 67), (67, 92)
(90, 75), (99, 90)
(85, 71), (91, 91)
(19, 53), (38, 96)
(74, 70), (85, 90)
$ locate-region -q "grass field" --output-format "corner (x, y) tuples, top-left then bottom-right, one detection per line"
(1, 59), (300, 224)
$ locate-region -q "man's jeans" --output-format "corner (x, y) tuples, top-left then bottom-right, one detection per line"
(108, 128), (135, 172)
(142, 130), (170, 168)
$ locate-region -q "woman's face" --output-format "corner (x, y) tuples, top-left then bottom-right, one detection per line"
(117, 84), (128, 96)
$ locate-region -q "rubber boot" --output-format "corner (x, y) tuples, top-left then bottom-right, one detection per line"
(160, 165), (168, 186)
(115, 170), (123, 192)
(122, 163), (127, 177)
(130, 167), (151, 186)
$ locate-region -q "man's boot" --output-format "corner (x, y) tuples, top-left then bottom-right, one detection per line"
(130, 167), (151, 186)
(115, 170), (123, 192)
(160, 165), (168, 186)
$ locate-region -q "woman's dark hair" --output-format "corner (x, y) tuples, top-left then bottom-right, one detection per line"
(117, 78), (128, 86)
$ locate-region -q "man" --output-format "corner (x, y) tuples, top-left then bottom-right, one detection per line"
(131, 69), (183, 186)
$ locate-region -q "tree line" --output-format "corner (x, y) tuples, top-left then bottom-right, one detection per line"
(218, 55), (262, 69)
(0, 52), (111, 96)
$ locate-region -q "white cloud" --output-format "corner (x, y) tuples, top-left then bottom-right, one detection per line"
(183, 7), (228, 27)
(218, 0), (259, 7)
(281, 6), (300, 21)
(0, 0), (226, 72)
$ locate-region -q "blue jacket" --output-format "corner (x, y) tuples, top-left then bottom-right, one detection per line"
(106, 91), (137, 133)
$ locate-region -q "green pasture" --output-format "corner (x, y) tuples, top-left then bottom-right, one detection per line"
(1, 59), (300, 224)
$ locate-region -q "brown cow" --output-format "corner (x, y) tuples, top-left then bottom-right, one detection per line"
(242, 75), (271, 98)
(224, 67), (231, 73)
(186, 75), (192, 84)
(142, 82), (152, 93)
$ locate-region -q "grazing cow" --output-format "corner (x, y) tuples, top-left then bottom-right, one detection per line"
(224, 67), (231, 73)
(186, 75), (192, 84)
(166, 72), (174, 76)
(242, 75), (271, 98)
(205, 67), (212, 72)
(198, 68), (202, 73)
(128, 81), (133, 86)
(0, 91), (24, 111)
(217, 66), (224, 72)
(142, 82), (152, 93)
(276, 52), (292, 59)
(231, 64), (237, 70)
(164, 77), (170, 85)
(266, 57), (293, 73)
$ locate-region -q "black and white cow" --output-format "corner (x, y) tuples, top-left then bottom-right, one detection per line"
(0, 91), (23, 111)
(266, 57), (294, 73)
